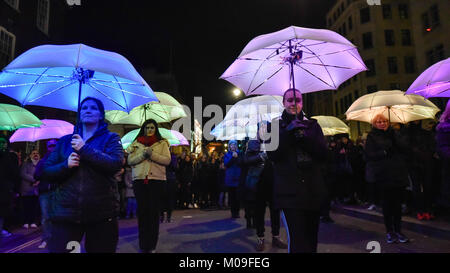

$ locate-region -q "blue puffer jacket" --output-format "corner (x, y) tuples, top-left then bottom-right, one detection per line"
(42, 122), (124, 224)
(224, 151), (241, 187)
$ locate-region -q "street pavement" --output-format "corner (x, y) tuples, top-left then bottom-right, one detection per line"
(1, 206), (450, 253)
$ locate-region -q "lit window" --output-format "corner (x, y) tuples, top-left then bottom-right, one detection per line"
(36, 0), (50, 35)
(4, 0), (19, 10)
(0, 26), (16, 69)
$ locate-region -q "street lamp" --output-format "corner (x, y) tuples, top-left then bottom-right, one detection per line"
(233, 88), (242, 97)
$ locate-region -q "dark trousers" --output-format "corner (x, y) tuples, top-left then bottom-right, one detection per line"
(134, 179), (163, 251)
(410, 167), (433, 212)
(380, 187), (404, 233)
(48, 218), (118, 253)
(227, 187), (240, 217)
(281, 209), (320, 253)
(255, 201), (280, 238)
(161, 179), (176, 219)
(22, 196), (39, 225)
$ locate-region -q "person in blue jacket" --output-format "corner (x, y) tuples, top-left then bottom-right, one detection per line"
(42, 97), (124, 253)
(224, 140), (242, 218)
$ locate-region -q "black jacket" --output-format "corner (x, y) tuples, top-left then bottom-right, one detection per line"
(268, 110), (328, 211)
(42, 122), (124, 224)
(436, 120), (450, 207)
(364, 127), (408, 189)
(0, 151), (20, 216)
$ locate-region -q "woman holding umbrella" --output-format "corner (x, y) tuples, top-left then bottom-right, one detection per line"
(42, 97), (124, 253)
(268, 88), (328, 253)
(127, 119), (171, 253)
(364, 114), (409, 244)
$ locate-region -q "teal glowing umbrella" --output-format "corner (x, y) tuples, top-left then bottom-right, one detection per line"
(121, 128), (187, 149)
(0, 103), (42, 131)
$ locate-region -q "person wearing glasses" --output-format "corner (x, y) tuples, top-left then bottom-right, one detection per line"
(364, 114), (409, 244)
(268, 88), (328, 253)
(34, 139), (59, 249)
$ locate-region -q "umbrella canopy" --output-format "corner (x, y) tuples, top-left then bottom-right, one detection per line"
(311, 115), (349, 136)
(220, 26), (367, 96)
(105, 91), (186, 125)
(0, 44), (158, 113)
(222, 95), (284, 125)
(211, 120), (258, 141)
(121, 128), (188, 150)
(345, 90), (440, 124)
(0, 103), (42, 131)
(9, 119), (74, 142)
(405, 57), (450, 98)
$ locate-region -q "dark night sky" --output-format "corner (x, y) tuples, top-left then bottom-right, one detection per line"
(63, 0), (336, 110)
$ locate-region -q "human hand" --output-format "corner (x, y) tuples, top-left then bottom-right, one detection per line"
(68, 152), (80, 168)
(33, 181), (40, 187)
(259, 152), (268, 161)
(339, 148), (346, 154)
(232, 152), (238, 158)
(71, 134), (85, 151)
(144, 147), (152, 158)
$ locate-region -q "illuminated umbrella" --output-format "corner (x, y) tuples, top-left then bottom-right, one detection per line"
(0, 103), (42, 131)
(220, 26), (367, 97)
(106, 91), (186, 125)
(311, 116), (349, 136)
(9, 119), (74, 142)
(0, 44), (158, 115)
(211, 120), (258, 141)
(345, 90), (440, 124)
(405, 58), (450, 98)
(121, 128), (188, 150)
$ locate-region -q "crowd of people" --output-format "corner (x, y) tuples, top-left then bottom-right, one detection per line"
(0, 92), (449, 253)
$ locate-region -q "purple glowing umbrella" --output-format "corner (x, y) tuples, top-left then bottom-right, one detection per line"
(220, 26), (367, 97)
(405, 58), (450, 98)
(9, 119), (74, 143)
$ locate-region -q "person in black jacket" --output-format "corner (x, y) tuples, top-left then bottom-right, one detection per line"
(436, 101), (450, 211)
(268, 88), (328, 253)
(364, 114), (409, 244)
(42, 97), (124, 253)
(34, 138), (58, 249)
(0, 137), (20, 238)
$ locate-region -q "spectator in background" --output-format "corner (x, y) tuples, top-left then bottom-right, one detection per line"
(161, 152), (178, 223)
(20, 150), (41, 229)
(124, 161), (136, 219)
(34, 139), (58, 249)
(224, 140), (242, 218)
(0, 136), (20, 238)
(179, 155), (194, 209)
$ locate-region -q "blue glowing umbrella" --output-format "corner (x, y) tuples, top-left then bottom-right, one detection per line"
(0, 44), (158, 114)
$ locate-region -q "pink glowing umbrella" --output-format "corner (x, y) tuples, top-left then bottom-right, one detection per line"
(170, 129), (189, 146)
(405, 58), (450, 98)
(220, 26), (367, 96)
(9, 119), (74, 142)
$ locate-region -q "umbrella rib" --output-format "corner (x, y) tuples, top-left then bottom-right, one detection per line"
(426, 61), (445, 87)
(90, 79), (144, 86)
(90, 81), (153, 99)
(22, 67), (51, 106)
(248, 66), (285, 95)
(295, 64), (335, 89)
(112, 75), (130, 112)
(27, 81), (77, 103)
(299, 62), (357, 70)
(87, 82), (127, 111)
(434, 86), (450, 96)
(0, 79), (73, 88)
(345, 49), (368, 70)
(300, 43), (337, 89)
(300, 47), (362, 62)
(2, 70), (72, 79)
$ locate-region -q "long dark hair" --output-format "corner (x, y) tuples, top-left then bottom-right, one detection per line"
(137, 119), (163, 141)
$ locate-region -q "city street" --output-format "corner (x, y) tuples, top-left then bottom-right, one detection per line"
(2, 205), (450, 253)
